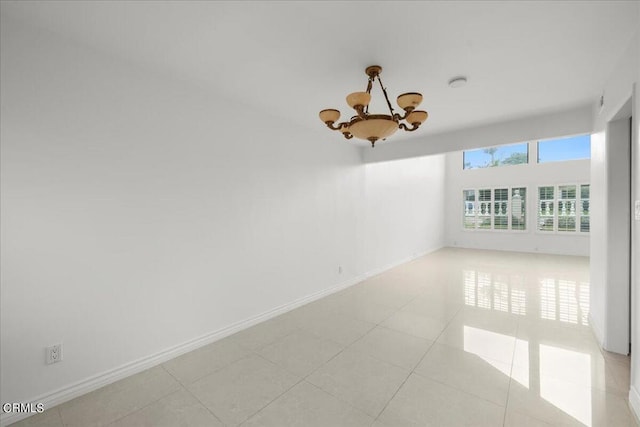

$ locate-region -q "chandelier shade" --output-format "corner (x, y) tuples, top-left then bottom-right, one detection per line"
(397, 92), (423, 111)
(406, 110), (428, 126)
(348, 115), (399, 142)
(346, 92), (371, 109)
(319, 65), (428, 147)
(319, 109), (341, 123)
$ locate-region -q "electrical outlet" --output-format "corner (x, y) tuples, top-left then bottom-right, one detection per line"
(46, 344), (63, 365)
(338, 266), (342, 274)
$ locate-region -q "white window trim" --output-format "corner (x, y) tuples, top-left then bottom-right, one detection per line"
(462, 185), (529, 233)
(535, 182), (590, 235)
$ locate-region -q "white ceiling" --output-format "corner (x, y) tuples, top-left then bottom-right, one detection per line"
(2, 1), (639, 145)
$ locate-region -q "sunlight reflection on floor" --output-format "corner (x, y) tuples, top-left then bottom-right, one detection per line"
(458, 256), (618, 427)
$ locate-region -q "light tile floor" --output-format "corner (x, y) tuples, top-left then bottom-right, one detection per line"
(10, 248), (638, 426)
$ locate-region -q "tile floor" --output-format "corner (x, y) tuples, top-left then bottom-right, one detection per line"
(10, 248), (637, 426)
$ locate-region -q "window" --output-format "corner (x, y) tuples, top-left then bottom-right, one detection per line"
(580, 185), (590, 232)
(463, 190), (476, 229)
(558, 185), (576, 232)
(511, 188), (526, 230)
(537, 184), (589, 233)
(537, 134), (591, 163)
(478, 189), (492, 230)
(463, 187), (526, 231)
(463, 142), (529, 169)
(538, 186), (555, 231)
(493, 189), (508, 230)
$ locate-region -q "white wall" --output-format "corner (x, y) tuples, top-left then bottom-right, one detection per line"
(589, 129), (607, 346)
(0, 18), (445, 420)
(363, 155), (445, 275)
(444, 145), (590, 256)
(632, 10), (640, 419)
(590, 21), (640, 419)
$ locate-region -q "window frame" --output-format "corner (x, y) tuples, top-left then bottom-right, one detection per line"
(535, 183), (590, 235)
(462, 185), (528, 233)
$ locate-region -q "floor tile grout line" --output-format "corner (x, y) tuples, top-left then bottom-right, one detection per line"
(161, 361), (189, 388)
(55, 407), (65, 427)
(300, 379), (376, 422)
(237, 375), (376, 426)
(97, 367), (184, 427)
(370, 368), (413, 422)
(502, 316), (521, 427)
(237, 376), (306, 426)
(160, 364), (227, 426)
(102, 387), (183, 427)
(408, 368), (508, 409)
(283, 314), (416, 421)
(182, 387), (227, 427)
(372, 303), (463, 422)
(178, 352), (258, 390)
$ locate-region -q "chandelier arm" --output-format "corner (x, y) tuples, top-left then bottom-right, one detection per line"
(343, 133), (354, 140)
(393, 113), (401, 121)
(393, 108), (415, 121)
(399, 122), (420, 132)
(326, 121), (350, 131)
(376, 75), (396, 117)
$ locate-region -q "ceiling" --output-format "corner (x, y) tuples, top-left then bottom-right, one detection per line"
(2, 1), (638, 145)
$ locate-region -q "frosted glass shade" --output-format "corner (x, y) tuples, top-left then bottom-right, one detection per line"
(406, 110), (428, 125)
(348, 115), (399, 141)
(319, 109), (340, 123)
(346, 92), (371, 109)
(397, 92), (423, 110)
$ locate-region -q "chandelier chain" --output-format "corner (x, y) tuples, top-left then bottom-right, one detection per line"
(376, 75), (396, 118)
(365, 77), (374, 114)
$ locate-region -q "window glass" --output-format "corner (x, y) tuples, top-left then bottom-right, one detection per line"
(493, 188), (509, 229)
(463, 143), (528, 169)
(477, 189), (492, 229)
(511, 187), (526, 230)
(463, 190), (476, 229)
(558, 185), (577, 232)
(580, 185), (590, 233)
(538, 186), (555, 232)
(537, 135), (591, 163)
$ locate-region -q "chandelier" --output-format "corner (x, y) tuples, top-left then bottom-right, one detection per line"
(319, 65), (428, 147)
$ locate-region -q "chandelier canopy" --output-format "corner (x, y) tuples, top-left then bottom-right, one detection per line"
(319, 65), (428, 147)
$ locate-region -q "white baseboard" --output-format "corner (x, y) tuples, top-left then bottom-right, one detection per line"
(630, 386), (640, 426)
(1, 248), (444, 427)
(362, 246), (438, 279)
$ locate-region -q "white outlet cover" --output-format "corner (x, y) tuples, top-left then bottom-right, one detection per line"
(46, 344), (63, 364)
(635, 200), (640, 221)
